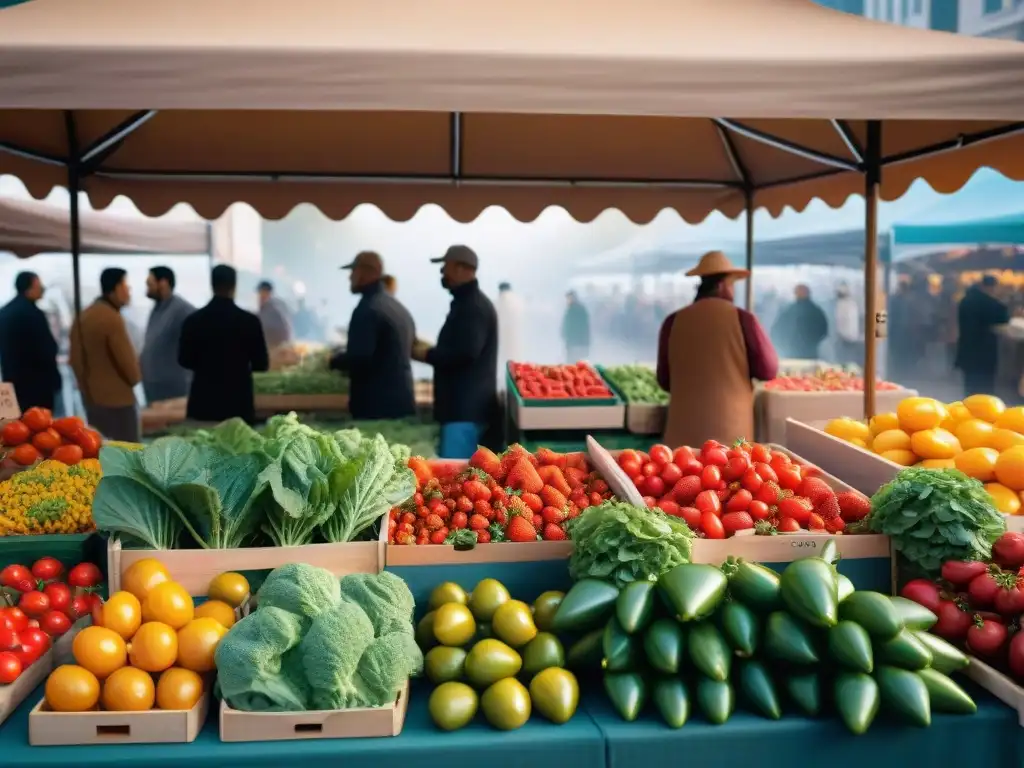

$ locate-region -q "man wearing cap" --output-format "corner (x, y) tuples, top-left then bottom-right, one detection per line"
(656, 251), (778, 448)
(330, 252), (416, 420)
(413, 245), (499, 459)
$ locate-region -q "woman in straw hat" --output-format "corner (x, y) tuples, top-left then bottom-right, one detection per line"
(656, 251), (779, 449)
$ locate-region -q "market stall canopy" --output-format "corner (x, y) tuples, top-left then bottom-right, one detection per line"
(0, 196), (210, 258)
(893, 212), (1024, 249)
(0, 0), (1023, 224)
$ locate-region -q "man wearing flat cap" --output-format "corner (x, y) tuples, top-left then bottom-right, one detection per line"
(656, 251), (778, 448)
(330, 251), (416, 420)
(413, 245), (499, 459)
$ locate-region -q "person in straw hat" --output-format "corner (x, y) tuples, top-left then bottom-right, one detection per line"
(656, 251), (779, 449)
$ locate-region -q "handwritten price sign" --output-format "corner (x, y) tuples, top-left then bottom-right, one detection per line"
(0, 382), (21, 421)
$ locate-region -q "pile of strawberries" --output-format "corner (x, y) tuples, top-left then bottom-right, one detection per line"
(387, 444), (615, 546)
(618, 439), (872, 538)
(509, 362), (613, 400)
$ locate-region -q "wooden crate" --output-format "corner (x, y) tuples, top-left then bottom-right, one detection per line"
(964, 657), (1024, 727)
(624, 403), (667, 435)
(0, 646), (53, 726)
(219, 682), (408, 742)
(253, 394), (349, 414)
(53, 615), (92, 666)
(107, 529), (384, 596)
(507, 369), (625, 431)
(755, 387), (916, 445)
(785, 418), (902, 496)
(29, 690), (210, 745)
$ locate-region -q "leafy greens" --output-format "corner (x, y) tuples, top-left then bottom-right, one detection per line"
(867, 467), (1007, 575)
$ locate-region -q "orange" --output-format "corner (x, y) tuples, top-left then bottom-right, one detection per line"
(101, 591), (142, 640)
(984, 483), (1022, 515)
(194, 600), (236, 629)
(207, 573), (250, 609)
(880, 449), (917, 467)
(45, 665), (101, 712)
(156, 667), (204, 711)
(101, 666), (155, 712)
(909, 428), (961, 461)
(869, 412), (899, 436)
(963, 394), (1006, 423)
(954, 447), (1000, 482)
(142, 581), (194, 630)
(954, 419), (996, 450)
(871, 429), (912, 454)
(849, 438), (868, 449)
(940, 402), (971, 432)
(72, 626), (127, 679)
(824, 418), (870, 443)
(988, 428), (1024, 452)
(176, 618), (228, 673)
(994, 406), (1024, 435)
(917, 458), (956, 469)
(897, 397), (948, 433)
(128, 621), (178, 672)
(121, 558), (170, 602)
(995, 446), (1024, 491)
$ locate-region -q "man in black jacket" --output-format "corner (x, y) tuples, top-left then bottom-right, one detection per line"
(0, 272), (61, 412)
(414, 245), (499, 458)
(956, 275), (1010, 397)
(179, 265), (269, 424)
(330, 251), (416, 420)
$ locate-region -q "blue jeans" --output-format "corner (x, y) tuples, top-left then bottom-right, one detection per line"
(438, 422), (487, 460)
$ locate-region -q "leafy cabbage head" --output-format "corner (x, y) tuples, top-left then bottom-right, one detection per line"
(257, 563), (340, 628)
(338, 571), (416, 636)
(299, 599), (376, 710)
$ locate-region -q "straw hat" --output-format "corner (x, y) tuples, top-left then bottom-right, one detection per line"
(685, 250), (750, 281)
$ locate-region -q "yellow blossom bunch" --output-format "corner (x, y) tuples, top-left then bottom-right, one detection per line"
(0, 459), (101, 536)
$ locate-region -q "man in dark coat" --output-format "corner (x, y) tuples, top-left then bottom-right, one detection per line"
(771, 284), (829, 360)
(561, 290), (591, 362)
(413, 245), (499, 459)
(330, 251), (416, 420)
(179, 265), (269, 424)
(0, 272), (61, 412)
(956, 275), (1009, 397)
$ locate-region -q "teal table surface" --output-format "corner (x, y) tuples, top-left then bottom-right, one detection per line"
(585, 679), (1022, 768)
(0, 683), (607, 768)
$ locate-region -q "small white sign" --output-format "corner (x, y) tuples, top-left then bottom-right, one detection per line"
(0, 382), (21, 421)
(875, 310), (888, 340)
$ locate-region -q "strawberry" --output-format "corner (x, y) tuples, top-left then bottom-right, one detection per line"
(425, 514), (445, 531)
(463, 479), (492, 502)
(473, 500), (494, 520)
(566, 503), (582, 519)
(506, 459), (544, 494)
(506, 515), (539, 542)
(493, 505), (509, 526)
(407, 456), (434, 487)
(450, 511), (468, 529)
(589, 478), (610, 495)
(533, 514), (544, 529)
(535, 448), (568, 470)
(542, 506), (566, 525)
(506, 496), (531, 516)
(416, 531), (430, 546)
(455, 496), (474, 514)
(808, 513), (825, 531)
(565, 467), (589, 489)
(672, 475), (703, 504)
(537, 465), (572, 496)
(756, 481), (783, 505)
(565, 452), (590, 471)
(469, 447), (504, 480)
(778, 497), (812, 524)
(825, 516), (846, 533)
(542, 523), (567, 541)
(429, 528), (449, 544)
(721, 511), (754, 535)
(837, 491), (871, 522)
(395, 531), (414, 545)
(469, 514), (489, 531)
(539, 485), (568, 510)
(814, 493), (841, 522)
(520, 492), (544, 513)
(476, 529), (492, 544)
(501, 444), (537, 476)
(799, 477), (833, 506)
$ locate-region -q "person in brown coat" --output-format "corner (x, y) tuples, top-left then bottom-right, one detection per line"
(656, 252), (778, 449)
(69, 268), (142, 442)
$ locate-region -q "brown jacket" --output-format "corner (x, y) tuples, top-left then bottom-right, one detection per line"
(663, 298), (755, 449)
(70, 300), (141, 408)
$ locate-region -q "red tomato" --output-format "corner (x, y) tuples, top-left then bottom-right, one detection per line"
(18, 590), (49, 619)
(967, 572), (1001, 608)
(940, 560), (988, 587)
(754, 463), (778, 483)
(701, 440), (723, 457)
(629, 473), (645, 489)
(748, 500), (770, 521)
(679, 506), (702, 529)
(776, 466), (803, 492)
(700, 465), (722, 490)
(659, 462), (683, 486)
(642, 496), (657, 509)
(672, 447), (696, 466)
(0, 625), (18, 652)
(2, 607), (28, 633)
(701, 511), (725, 539)
(702, 447), (728, 467)
(641, 462), (659, 478)
(51, 444), (84, 466)
(21, 407), (52, 433)
(648, 444), (673, 466)
(0, 652), (21, 684)
(39, 610), (71, 637)
(52, 416), (85, 439)
(750, 443), (772, 463)
(722, 456), (749, 482)
(994, 582), (1024, 616)
(643, 476), (666, 498)
(75, 430), (102, 459)
(0, 564), (33, 593)
(31, 557), (63, 582)
(967, 618), (1008, 657)
(618, 449), (641, 467)
(620, 458), (642, 477)
(10, 443), (40, 466)
(899, 579), (943, 613)
(769, 452), (792, 472)
(43, 582), (70, 614)
(31, 428), (61, 455)
(0, 420), (30, 446)
(679, 457), (704, 477)
(725, 489), (753, 512)
(777, 516), (802, 533)
(695, 490), (721, 516)
(721, 511), (755, 535)
(656, 499), (681, 517)
(18, 627), (49, 653)
(740, 467), (763, 494)
(67, 562), (102, 589)
(637, 452), (650, 464)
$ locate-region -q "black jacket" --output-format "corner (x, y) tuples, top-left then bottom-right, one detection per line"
(0, 296), (61, 411)
(179, 296), (269, 424)
(330, 282), (416, 420)
(427, 280), (499, 424)
(956, 286), (1010, 375)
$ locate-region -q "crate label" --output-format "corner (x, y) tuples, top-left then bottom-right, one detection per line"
(0, 383), (20, 420)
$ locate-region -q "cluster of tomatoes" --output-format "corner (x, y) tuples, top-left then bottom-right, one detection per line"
(617, 439), (872, 539)
(900, 531), (1024, 681)
(509, 362), (613, 400)
(1, 409), (102, 467)
(0, 557), (104, 683)
(762, 370), (900, 392)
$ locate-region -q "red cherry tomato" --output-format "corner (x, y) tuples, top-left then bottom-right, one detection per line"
(39, 610), (71, 637)
(679, 506), (702, 529)
(649, 444), (673, 466)
(672, 447), (696, 466)
(42, 582), (70, 614)
(695, 490), (722, 516)
(701, 465), (722, 490)
(701, 440), (723, 456)
(0, 625), (18, 652)
(18, 590), (49, 619)
(641, 462), (659, 478)
(776, 466), (803, 492)
(725, 489), (753, 512)
(748, 500), (770, 521)
(750, 443), (772, 463)
(69, 595), (92, 620)
(722, 456), (749, 482)
(618, 449), (641, 467)
(777, 516), (802, 533)
(701, 511), (726, 539)
(0, 651), (21, 683)
(741, 467), (763, 494)
(721, 511), (755, 535)
(659, 462), (683, 486)
(644, 476), (666, 498)
(0, 564), (33, 593)
(656, 498), (682, 517)
(67, 562), (102, 589)
(1, 420), (30, 447)
(754, 463), (778, 483)
(702, 447), (728, 467)
(620, 458), (642, 477)
(642, 496), (657, 509)
(2, 607), (28, 633)
(31, 557), (63, 583)
(679, 457), (703, 477)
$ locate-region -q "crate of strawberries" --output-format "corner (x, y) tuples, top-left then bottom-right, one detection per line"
(382, 444), (616, 566)
(603, 438), (891, 565)
(506, 362), (625, 431)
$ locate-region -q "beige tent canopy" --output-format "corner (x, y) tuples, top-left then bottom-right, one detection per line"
(0, 197), (211, 258)
(1, 0), (1023, 413)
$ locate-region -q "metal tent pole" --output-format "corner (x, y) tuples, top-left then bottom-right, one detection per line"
(63, 112), (82, 319)
(744, 190), (754, 311)
(863, 121), (882, 420)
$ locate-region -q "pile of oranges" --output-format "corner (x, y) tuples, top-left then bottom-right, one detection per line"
(825, 394), (1024, 516)
(43, 559), (250, 713)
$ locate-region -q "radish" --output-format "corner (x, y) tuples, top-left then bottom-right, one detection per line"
(933, 600), (973, 641)
(941, 560), (988, 587)
(900, 579), (942, 613)
(967, 617), (1008, 657)
(993, 532), (1024, 569)
(967, 571), (1002, 609)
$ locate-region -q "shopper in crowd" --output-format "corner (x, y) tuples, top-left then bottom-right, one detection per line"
(140, 266), (195, 405)
(956, 274), (1010, 397)
(69, 268), (142, 442)
(561, 290), (592, 362)
(657, 251), (778, 448)
(180, 265), (269, 424)
(382, 274), (397, 296)
(833, 282), (862, 367)
(330, 252), (416, 420)
(771, 284), (829, 360)
(496, 281), (524, 380)
(413, 245), (499, 459)
(0, 272), (61, 412)
(256, 279), (293, 350)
